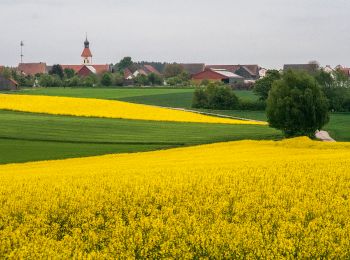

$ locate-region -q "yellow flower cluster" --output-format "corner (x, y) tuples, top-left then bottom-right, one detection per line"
(0, 94), (264, 125)
(1, 137), (350, 258)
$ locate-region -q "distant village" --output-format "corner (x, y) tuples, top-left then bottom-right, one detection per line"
(1, 36), (350, 90)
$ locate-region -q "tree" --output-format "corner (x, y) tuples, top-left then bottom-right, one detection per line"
(164, 64), (184, 78)
(114, 73), (124, 86)
(0, 67), (12, 79)
(147, 73), (163, 86)
(117, 57), (133, 72)
(315, 69), (350, 112)
(64, 68), (76, 79)
(134, 74), (149, 86)
(101, 73), (113, 86)
(253, 70), (281, 100)
(267, 70), (329, 138)
(192, 82), (239, 110)
(49, 64), (64, 79)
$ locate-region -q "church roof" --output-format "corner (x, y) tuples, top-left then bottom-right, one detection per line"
(61, 64), (109, 74)
(81, 47), (92, 58)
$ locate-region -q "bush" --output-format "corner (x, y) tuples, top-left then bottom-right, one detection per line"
(148, 73), (163, 86)
(267, 70), (329, 138)
(238, 100), (266, 111)
(39, 74), (62, 87)
(114, 73), (124, 86)
(101, 73), (113, 86)
(192, 83), (239, 110)
(82, 75), (98, 88)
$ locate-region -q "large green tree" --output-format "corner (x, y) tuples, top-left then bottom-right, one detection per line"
(267, 70), (329, 138)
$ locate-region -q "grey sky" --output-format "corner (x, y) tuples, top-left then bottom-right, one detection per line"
(1, 0), (349, 68)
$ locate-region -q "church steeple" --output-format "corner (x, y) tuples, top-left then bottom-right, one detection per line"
(81, 34), (92, 65)
(84, 34), (90, 48)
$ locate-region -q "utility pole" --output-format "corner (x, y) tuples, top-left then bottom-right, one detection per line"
(20, 41), (24, 63)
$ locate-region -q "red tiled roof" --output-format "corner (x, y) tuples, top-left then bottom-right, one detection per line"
(124, 68), (133, 79)
(61, 65), (84, 73)
(138, 69), (148, 76)
(144, 65), (160, 75)
(92, 64), (109, 74)
(18, 63), (47, 76)
(192, 69), (229, 80)
(61, 64), (109, 74)
(340, 68), (350, 76)
(81, 48), (92, 57)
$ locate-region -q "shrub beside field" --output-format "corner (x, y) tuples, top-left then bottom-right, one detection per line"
(1, 138), (350, 258)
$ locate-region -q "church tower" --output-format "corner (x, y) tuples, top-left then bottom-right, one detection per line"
(81, 35), (92, 65)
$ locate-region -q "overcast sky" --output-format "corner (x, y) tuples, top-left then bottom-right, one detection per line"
(1, 0), (349, 68)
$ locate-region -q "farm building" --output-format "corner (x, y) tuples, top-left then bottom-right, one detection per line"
(192, 69), (244, 85)
(0, 75), (19, 91)
(205, 65), (260, 80)
(338, 67), (350, 78)
(283, 64), (319, 73)
(17, 62), (47, 76)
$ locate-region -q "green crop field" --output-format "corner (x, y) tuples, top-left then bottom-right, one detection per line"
(4, 87), (349, 142)
(324, 113), (350, 142)
(12, 87), (257, 108)
(0, 110), (281, 164)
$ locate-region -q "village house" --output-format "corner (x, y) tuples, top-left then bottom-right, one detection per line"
(192, 68), (244, 85)
(0, 75), (19, 91)
(124, 65), (161, 80)
(323, 65), (334, 74)
(335, 65), (350, 78)
(17, 62), (47, 76)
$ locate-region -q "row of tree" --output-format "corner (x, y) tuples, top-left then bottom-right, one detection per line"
(253, 68), (350, 112)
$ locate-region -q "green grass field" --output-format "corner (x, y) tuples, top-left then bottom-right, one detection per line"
(0, 110), (282, 164)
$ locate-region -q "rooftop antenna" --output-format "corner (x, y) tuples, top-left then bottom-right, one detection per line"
(20, 41), (24, 63)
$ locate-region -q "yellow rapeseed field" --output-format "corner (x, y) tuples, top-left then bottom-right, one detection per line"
(0, 94), (264, 125)
(1, 137), (350, 258)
